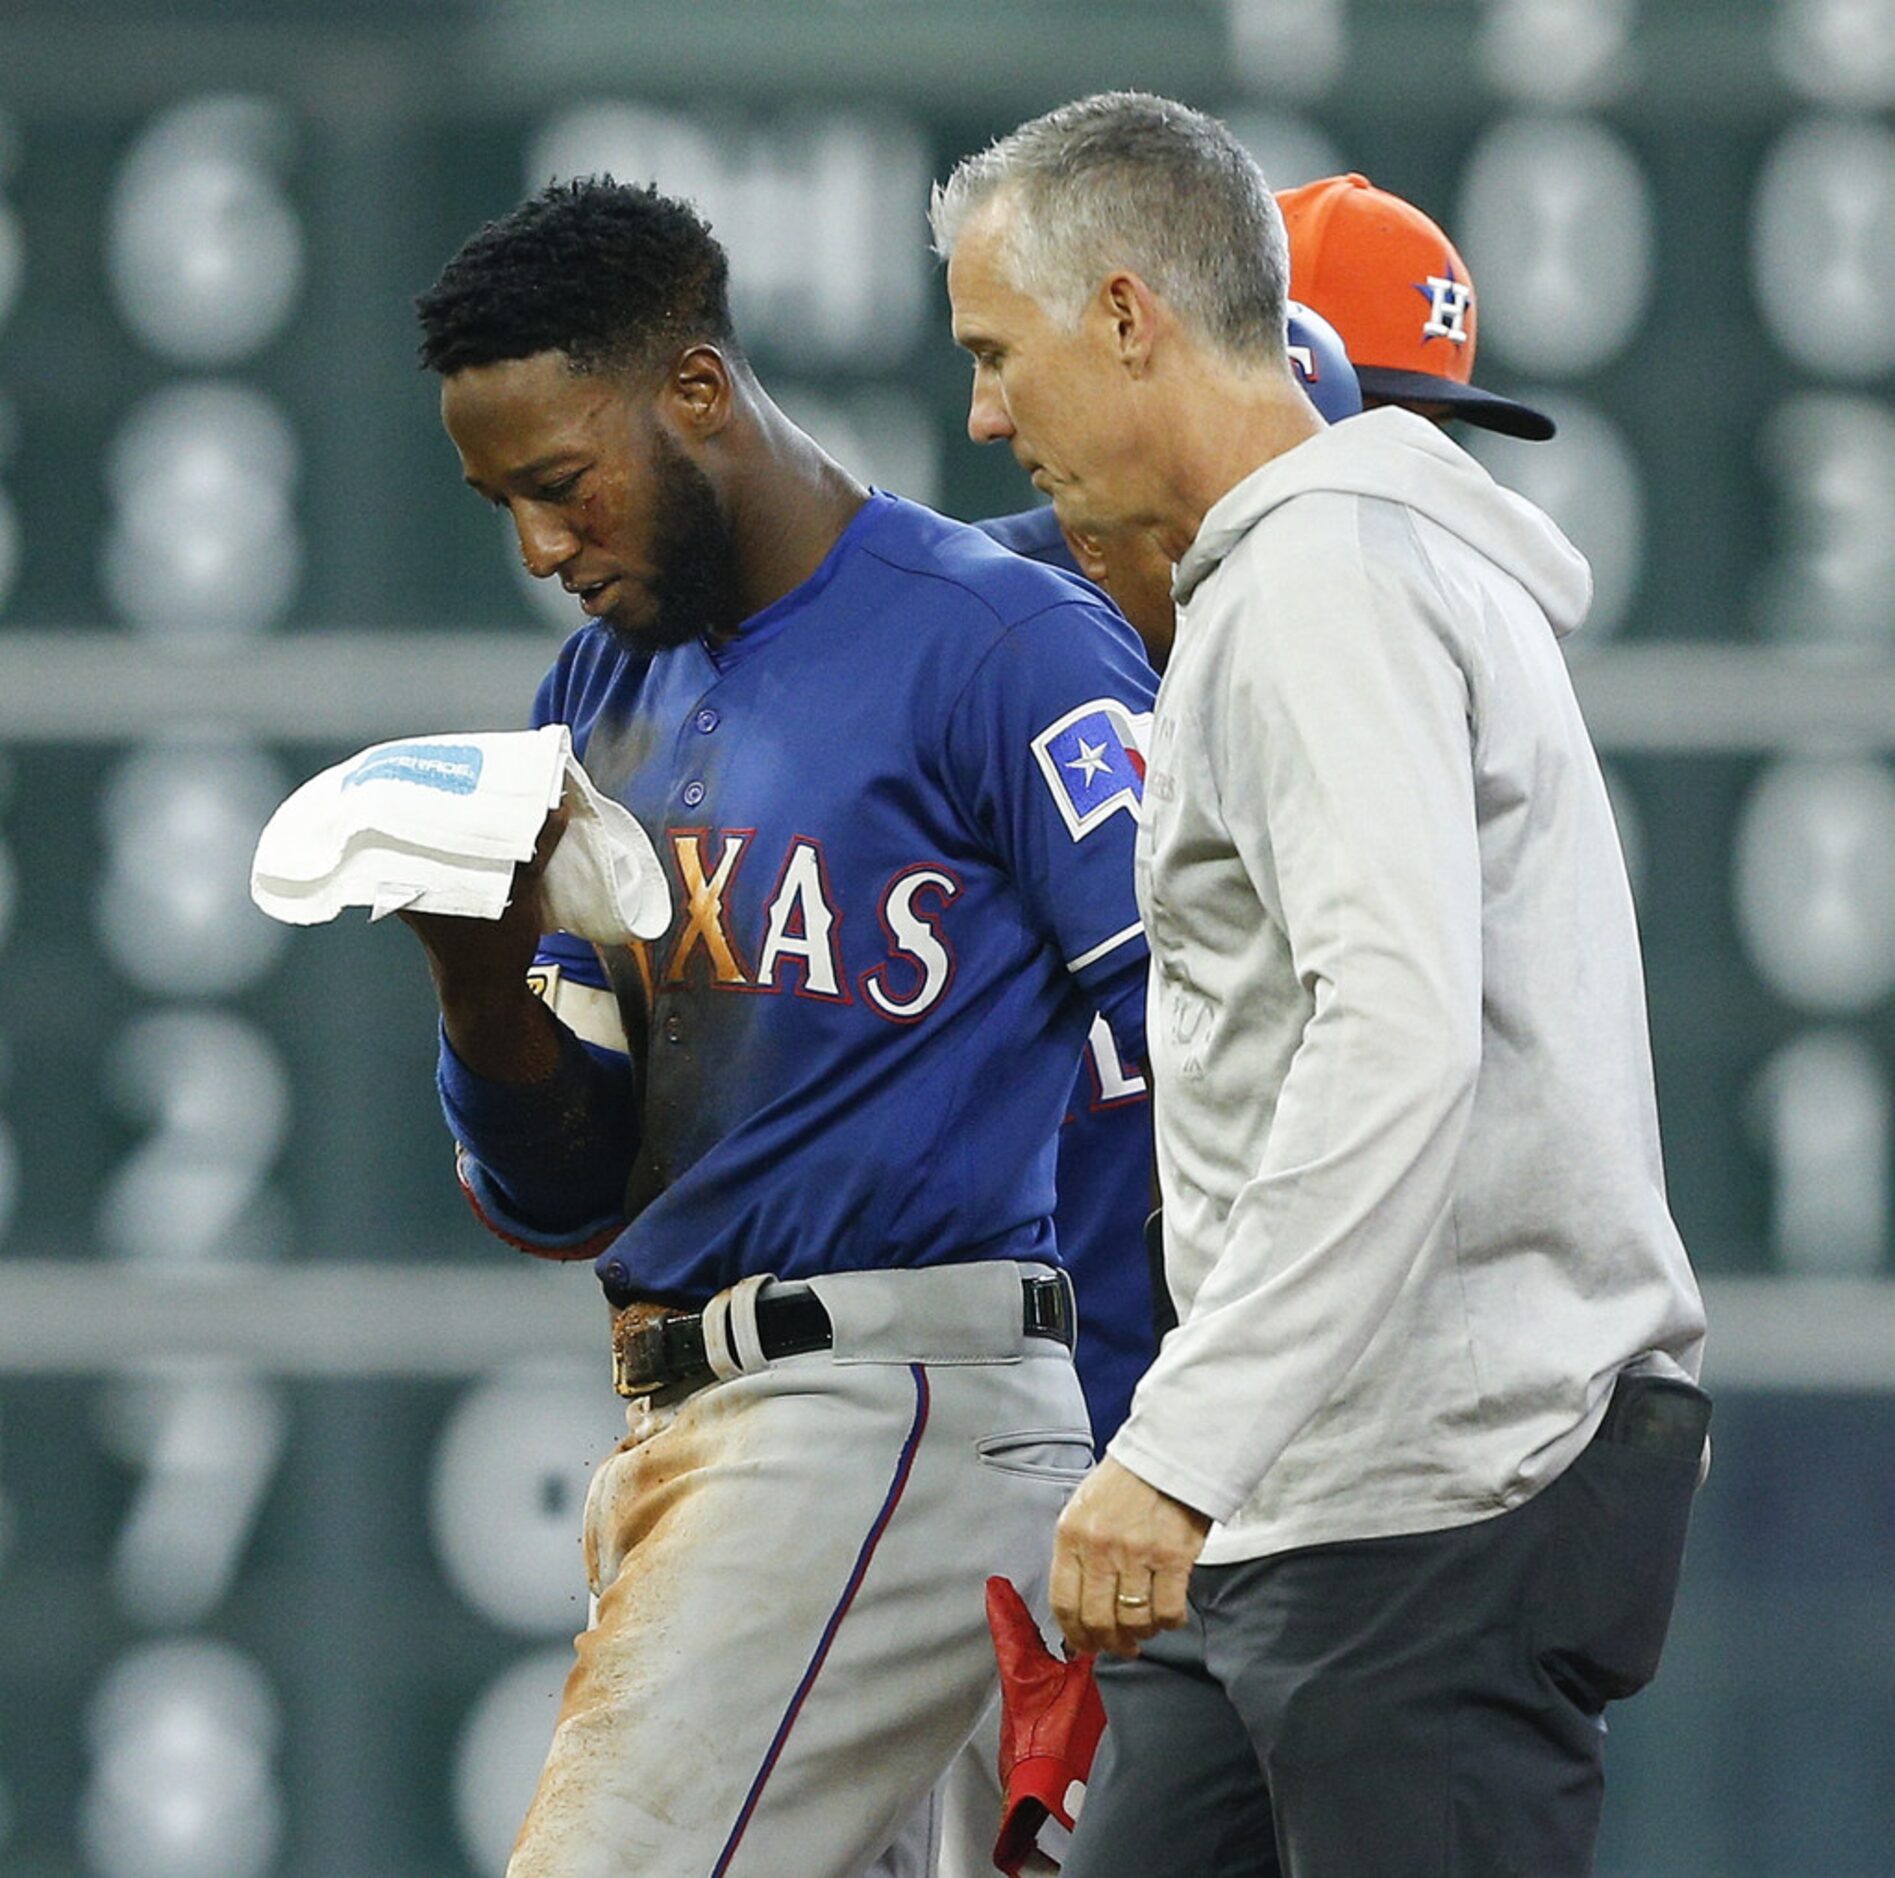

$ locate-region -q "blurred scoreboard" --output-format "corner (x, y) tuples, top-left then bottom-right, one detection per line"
(0, 0), (1891, 1871)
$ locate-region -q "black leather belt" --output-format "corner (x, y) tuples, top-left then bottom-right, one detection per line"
(612, 1271), (1075, 1399)
(1593, 1373), (1712, 1463)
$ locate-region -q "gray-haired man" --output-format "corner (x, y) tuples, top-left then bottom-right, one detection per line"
(934, 93), (1708, 1876)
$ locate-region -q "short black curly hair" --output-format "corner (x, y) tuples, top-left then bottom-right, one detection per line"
(415, 176), (738, 377)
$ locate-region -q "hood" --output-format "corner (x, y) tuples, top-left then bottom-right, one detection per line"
(1173, 406), (1592, 639)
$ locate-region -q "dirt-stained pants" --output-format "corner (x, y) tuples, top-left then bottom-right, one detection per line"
(508, 1261), (1092, 1878)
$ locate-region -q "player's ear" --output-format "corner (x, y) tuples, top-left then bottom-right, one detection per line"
(1096, 271), (1161, 376)
(663, 343), (736, 441)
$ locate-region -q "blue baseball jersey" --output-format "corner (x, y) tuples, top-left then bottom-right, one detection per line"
(974, 506), (1159, 1444)
(977, 505), (1079, 571)
(440, 492), (1155, 1345)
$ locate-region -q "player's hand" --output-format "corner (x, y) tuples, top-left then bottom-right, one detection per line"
(398, 799), (569, 1081)
(1049, 1455), (1211, 1660)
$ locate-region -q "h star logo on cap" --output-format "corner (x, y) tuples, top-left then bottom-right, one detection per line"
(1417, 268), (1472, 345)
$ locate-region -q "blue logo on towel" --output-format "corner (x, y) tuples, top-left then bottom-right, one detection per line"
(343, 743), (485, 795)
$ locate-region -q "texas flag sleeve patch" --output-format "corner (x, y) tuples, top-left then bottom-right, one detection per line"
(1030, 699), (1152, 841)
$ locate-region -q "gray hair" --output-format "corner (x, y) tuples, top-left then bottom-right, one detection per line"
(930, 92), (1287, 363)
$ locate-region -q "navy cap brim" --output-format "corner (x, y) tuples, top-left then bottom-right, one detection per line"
(1353, 367), (1556, 442)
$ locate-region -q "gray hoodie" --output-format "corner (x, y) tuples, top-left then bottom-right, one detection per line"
(1113, 406), (1705, 1562)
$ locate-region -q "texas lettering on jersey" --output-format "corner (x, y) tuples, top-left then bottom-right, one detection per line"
(620, 829), (963, 1022)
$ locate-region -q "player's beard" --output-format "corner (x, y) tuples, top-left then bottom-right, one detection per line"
(604, 428), (747, 656)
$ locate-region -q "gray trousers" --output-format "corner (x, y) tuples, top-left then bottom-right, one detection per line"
(508, 1264), (1092, 1878)
(1064, 1404), (1703, 1878)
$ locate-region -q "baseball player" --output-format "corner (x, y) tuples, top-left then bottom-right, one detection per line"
(405, 178), (1155, 1875)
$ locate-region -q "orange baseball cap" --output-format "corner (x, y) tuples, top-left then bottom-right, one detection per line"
(1276, 172), (1554, 442)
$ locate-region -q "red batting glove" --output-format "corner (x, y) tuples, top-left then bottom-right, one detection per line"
(986, 1575), (1108, 1875)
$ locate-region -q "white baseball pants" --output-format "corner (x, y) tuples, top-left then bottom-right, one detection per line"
(507, 1261), (1092, 1878)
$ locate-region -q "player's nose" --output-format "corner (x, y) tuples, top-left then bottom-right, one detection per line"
(966, 376), (1014, 446)
(514, 502), (579, 580)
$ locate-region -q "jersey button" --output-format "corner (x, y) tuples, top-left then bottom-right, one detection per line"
(681, 779), (706, 807)
(694, 708), (719, 734)
(662, 1014), (684, 1044)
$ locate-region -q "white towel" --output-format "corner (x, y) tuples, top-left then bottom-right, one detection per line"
(250, 726), (671, 944)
